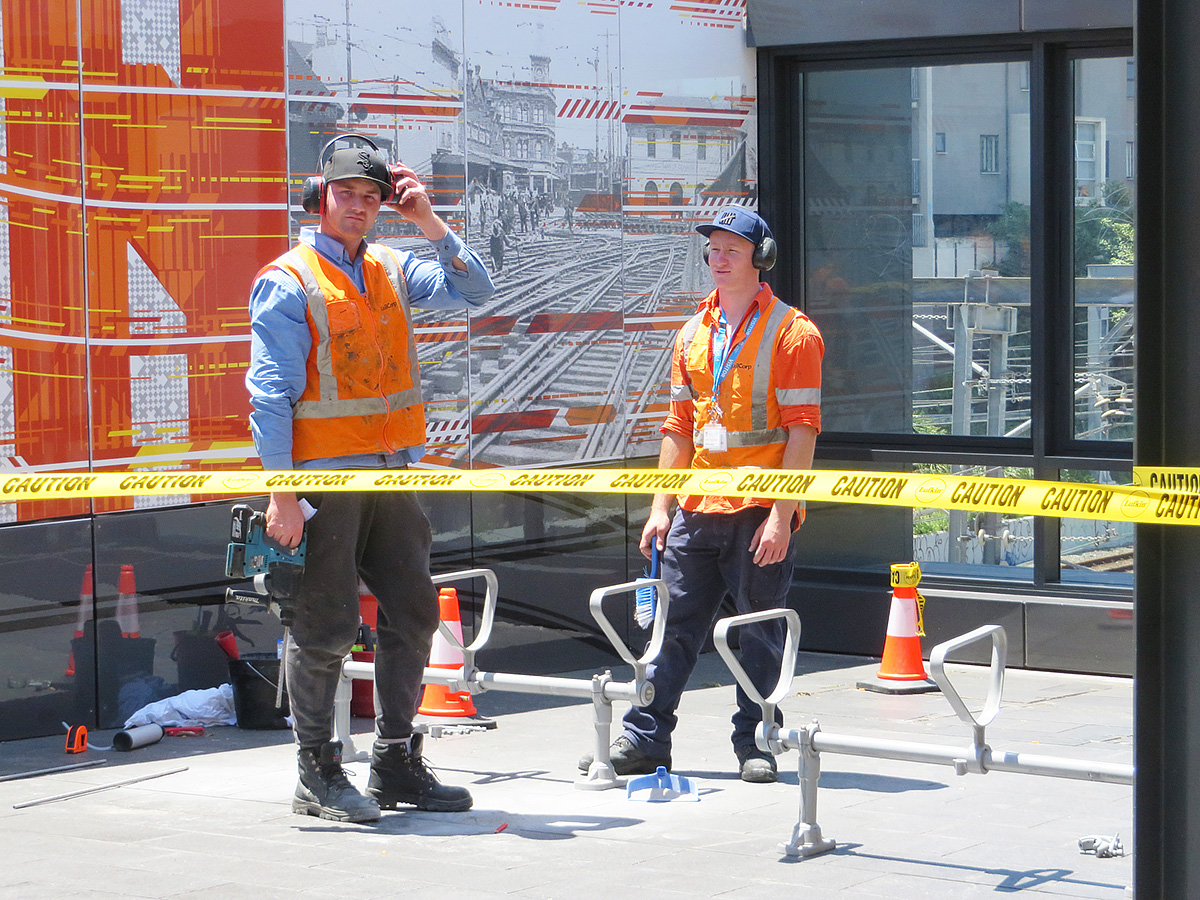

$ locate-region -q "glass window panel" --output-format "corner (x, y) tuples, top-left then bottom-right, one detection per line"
(1073, 58), (1135, 442)
(911, 463), (1035, 581)
(805, 63), (1032, 438)
(1059, 468), (1134, 587)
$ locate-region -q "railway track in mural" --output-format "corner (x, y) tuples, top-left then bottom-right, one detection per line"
(392, 225), (697, 467)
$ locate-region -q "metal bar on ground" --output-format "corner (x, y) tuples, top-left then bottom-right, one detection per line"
(0, 759), (107, 783)
(12, 766), (189, 809)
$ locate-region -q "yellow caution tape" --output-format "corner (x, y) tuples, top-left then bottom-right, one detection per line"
(889, 563), (925, 633)
(1133, 466), (1200, 492)
(1, 466), (1198, 526)
(890, 561), (922, 588)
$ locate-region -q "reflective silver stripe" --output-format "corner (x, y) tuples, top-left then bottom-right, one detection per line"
(749, 301), (794, 432)
(286, 245), (423, 420)
(672, 312), (705, 403)
(776, 387), (822, 405)
(690, 426), (788, 448)
(700, 426), (788, 448)
(678, 312), (705, 348)
(370, 243), (423, 410)
(279, 250), (340, 404)
(671, 382), (697, 402)
(727, 426), (788, 447)
(295, 388), (421, 420)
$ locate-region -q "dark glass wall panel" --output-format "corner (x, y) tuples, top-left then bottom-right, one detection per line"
(1025, 599), (1132, 675)
(89, 502), (283, 729)
(0, 520), (92, 741)
(805, 68), (914, 434)
(467, 490), (630, 676)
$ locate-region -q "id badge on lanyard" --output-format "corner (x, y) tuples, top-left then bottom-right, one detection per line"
(701, 421), (728, 452)
(704, 305), (758, 454)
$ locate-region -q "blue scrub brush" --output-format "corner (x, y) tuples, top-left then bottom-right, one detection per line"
(635, 541), (660, 628)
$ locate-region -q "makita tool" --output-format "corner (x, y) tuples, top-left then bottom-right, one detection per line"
(224, 503), (306, 710)
(224, 503), (305, 627)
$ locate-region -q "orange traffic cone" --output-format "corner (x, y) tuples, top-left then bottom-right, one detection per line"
(857, 562), (939, 695)
(416, 587), (496, 729)
(115, 564), (141, 638)
(65, 564), (94, 677)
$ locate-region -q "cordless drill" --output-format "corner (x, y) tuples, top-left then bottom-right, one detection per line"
(224, 503), (305, 626)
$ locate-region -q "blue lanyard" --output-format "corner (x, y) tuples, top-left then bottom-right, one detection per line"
(711, 305), (759, 402)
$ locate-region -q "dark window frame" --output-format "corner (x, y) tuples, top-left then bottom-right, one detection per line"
(757, 30), (1133, 590)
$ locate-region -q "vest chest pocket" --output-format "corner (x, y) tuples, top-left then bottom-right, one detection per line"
(326, 297), (362, 335)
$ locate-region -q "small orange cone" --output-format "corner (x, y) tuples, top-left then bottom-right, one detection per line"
(65, 564), (94, 677)
(115, 564), (141, 638)
(416, 587), (496, 728)
(858, 562), (939, 695)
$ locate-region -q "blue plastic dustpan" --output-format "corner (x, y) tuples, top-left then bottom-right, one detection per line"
(626, 766), (699, 802)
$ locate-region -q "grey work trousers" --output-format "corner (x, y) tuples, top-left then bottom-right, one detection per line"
(285, 490), (439, 749)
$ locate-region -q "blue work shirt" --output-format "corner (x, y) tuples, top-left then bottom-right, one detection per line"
(247, 226), (494, 471)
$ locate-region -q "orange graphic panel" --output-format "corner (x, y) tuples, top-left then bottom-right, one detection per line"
(1, 0), (288, 519)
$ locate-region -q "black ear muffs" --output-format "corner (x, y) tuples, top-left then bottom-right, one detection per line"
(703, 236), (778, 271)
(300, 133), (391, 215)
(753, 236), (777, 271)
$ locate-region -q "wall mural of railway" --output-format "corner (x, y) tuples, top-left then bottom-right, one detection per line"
(0, 0), (755, 525)
(285, 0), (757, 470)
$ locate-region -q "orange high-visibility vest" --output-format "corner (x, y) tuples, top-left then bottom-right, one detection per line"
(262, 242), (424, 462)
(671, 286), (822, 514)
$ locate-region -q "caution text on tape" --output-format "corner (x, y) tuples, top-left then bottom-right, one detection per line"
(3, 467), (1200, 526)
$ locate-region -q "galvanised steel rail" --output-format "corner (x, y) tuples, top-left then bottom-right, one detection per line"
(713, 610), (1134, 859)
(334, 567), (668, 791)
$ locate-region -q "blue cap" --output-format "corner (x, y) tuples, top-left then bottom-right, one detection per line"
(696, 204), (772, 245)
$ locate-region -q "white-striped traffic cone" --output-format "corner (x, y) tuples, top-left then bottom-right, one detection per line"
(416, 587), (496, 729)
(115, 564), (141, 638)
(857, 562), (939, 694)
(65, 564), (93, 677)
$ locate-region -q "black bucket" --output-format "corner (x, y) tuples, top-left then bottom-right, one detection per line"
(228, 653), (290, 729)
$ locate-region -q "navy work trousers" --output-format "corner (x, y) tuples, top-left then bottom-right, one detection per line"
(285, 490), (439, 749)
(622, 505), (795, 756)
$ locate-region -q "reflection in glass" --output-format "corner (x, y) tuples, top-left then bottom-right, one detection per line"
(1059, 468), (1134, 586)
(805, 63), (1033, 438)
(1073, 58), (1136, 442)
(911, 463), (1033, 580)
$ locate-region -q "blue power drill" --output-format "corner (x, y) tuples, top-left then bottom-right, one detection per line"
(225, 503), (305, 627)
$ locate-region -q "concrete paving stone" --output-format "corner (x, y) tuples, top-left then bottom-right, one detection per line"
(12, 852), (230, 898)
(841, 871), (1103, 899)
(321, 841), (555, 893)
(842, 852), (1130, 898)
(6, 886), (146, 900)
(141, 843), (416, 893)
(162, 882), (384, 900)
(510, 878), (698, 900)
(938, 839), (1132, 891)
(140, 826), (372, 868)
(359, 887), (510, 900)
(632, 854), (801, 895)
(0, 649), (1133, 900)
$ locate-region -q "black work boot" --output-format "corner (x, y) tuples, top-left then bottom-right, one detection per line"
(366, 734), (473, 812)
(577, 735), (672, 776)
(735, 745), (778, 784)
(293, 740), (381, 823)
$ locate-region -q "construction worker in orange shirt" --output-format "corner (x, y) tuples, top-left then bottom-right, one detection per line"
(581, 204), (824, 783)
